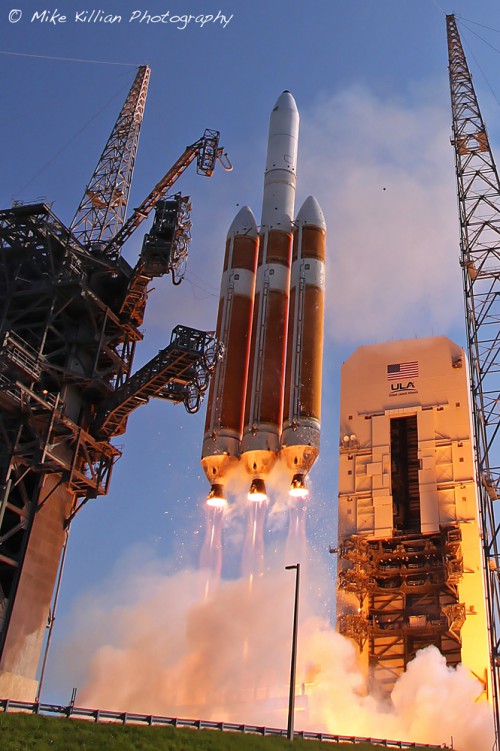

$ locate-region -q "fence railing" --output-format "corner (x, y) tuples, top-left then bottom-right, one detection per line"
(0, 698), (451, 750)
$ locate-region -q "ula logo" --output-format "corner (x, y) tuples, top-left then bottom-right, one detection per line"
(391, 382), (415, 392)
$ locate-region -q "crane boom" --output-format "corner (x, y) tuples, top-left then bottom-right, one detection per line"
(447, 14), (500, 746)
(102, 128), (226, 258)
(70, 65), (151, 248)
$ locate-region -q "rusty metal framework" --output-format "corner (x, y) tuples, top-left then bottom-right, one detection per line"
(0, 201), (217, 665)
(0, 169), (220, 676)
(447, 14), (500, 744)
(70, 65), (151, 249)
(337, 528), (466, 694)
(0, 51), (233, 695)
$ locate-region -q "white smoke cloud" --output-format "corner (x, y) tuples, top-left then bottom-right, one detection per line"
(52, 544), (494, 750)
(298, 82), (462, 345)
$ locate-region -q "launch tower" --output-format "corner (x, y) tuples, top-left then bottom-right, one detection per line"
(0, 66), (226, 699)
(447, 15), (500, 740)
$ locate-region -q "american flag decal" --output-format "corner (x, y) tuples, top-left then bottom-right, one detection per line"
(387, 361), (419, 380)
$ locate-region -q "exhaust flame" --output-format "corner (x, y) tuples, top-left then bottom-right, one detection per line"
(286, 497), (307, 565)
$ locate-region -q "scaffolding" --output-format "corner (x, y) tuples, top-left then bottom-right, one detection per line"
(0, 200), (217, 691)
(338, 527), (465, 694)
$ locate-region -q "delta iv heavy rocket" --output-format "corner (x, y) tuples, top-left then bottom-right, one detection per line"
(201, 92), (326, 505)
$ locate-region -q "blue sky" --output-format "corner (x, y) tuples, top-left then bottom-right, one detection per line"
(2, 0), (500, 707)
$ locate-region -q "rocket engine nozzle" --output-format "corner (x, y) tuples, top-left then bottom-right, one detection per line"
(206, 483), (227, 508)
(289, 473), (309, 499)
(248, 478), (268, 503)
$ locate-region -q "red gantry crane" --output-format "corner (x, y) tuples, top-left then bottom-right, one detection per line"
(447, 14), (500, 746)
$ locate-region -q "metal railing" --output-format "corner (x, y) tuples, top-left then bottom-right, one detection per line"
(0, 698), (451, 749)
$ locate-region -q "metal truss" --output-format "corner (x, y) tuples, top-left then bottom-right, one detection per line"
(70, 66), (151, 249)
(0, 200), (222, 670)
(0, 203), (133, 653)
(338, 528), (465, 693)
(119, 195), (193, 328)
(0, 203), (140, 388)
(95, 325), (220, 438)
(103, 129), (231, 258)
(447, 15), (500, 744)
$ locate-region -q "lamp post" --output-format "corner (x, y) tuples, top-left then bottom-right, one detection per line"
(285, 563), (300, 740)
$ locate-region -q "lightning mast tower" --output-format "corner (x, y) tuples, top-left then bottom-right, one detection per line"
(447, 14), (500, 744)
(70, 65), (150, 249)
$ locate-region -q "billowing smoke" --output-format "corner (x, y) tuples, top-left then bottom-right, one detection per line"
(53, 538), (494, 751)
(298, 82), (462, 345)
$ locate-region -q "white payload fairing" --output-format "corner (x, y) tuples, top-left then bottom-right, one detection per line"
(201, 92), (326, 504)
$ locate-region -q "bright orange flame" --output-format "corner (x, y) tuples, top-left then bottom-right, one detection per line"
(206, 484), (227, 508)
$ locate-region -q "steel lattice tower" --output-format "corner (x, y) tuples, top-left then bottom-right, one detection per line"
(0, 65), (224, 701)
(70, 65), (150, 250)
(447, 14), (500, 744)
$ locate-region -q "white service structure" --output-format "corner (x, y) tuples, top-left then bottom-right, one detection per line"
(337, 336), (490, 696)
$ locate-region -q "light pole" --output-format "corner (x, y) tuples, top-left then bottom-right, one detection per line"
(285, 563), (300, 741)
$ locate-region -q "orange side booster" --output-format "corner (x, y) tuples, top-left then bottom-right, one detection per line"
(281, 196), (326, 498)
(201, 207), (259, 506)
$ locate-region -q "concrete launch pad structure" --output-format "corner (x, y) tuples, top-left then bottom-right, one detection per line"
(336, 336), (490, 697)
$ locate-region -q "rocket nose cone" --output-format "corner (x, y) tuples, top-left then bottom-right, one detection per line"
(272, 90), (298, 114)
(296, 196), (326, 229)
(227, 205), (258, 237)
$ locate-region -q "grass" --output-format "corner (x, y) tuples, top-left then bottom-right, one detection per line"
(0, 712), (438, 751)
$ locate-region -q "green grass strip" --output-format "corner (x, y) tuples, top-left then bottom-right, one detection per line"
(0, 712), (439, 751)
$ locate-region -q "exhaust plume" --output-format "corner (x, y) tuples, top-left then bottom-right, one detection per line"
(50, 542), (494, 750)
